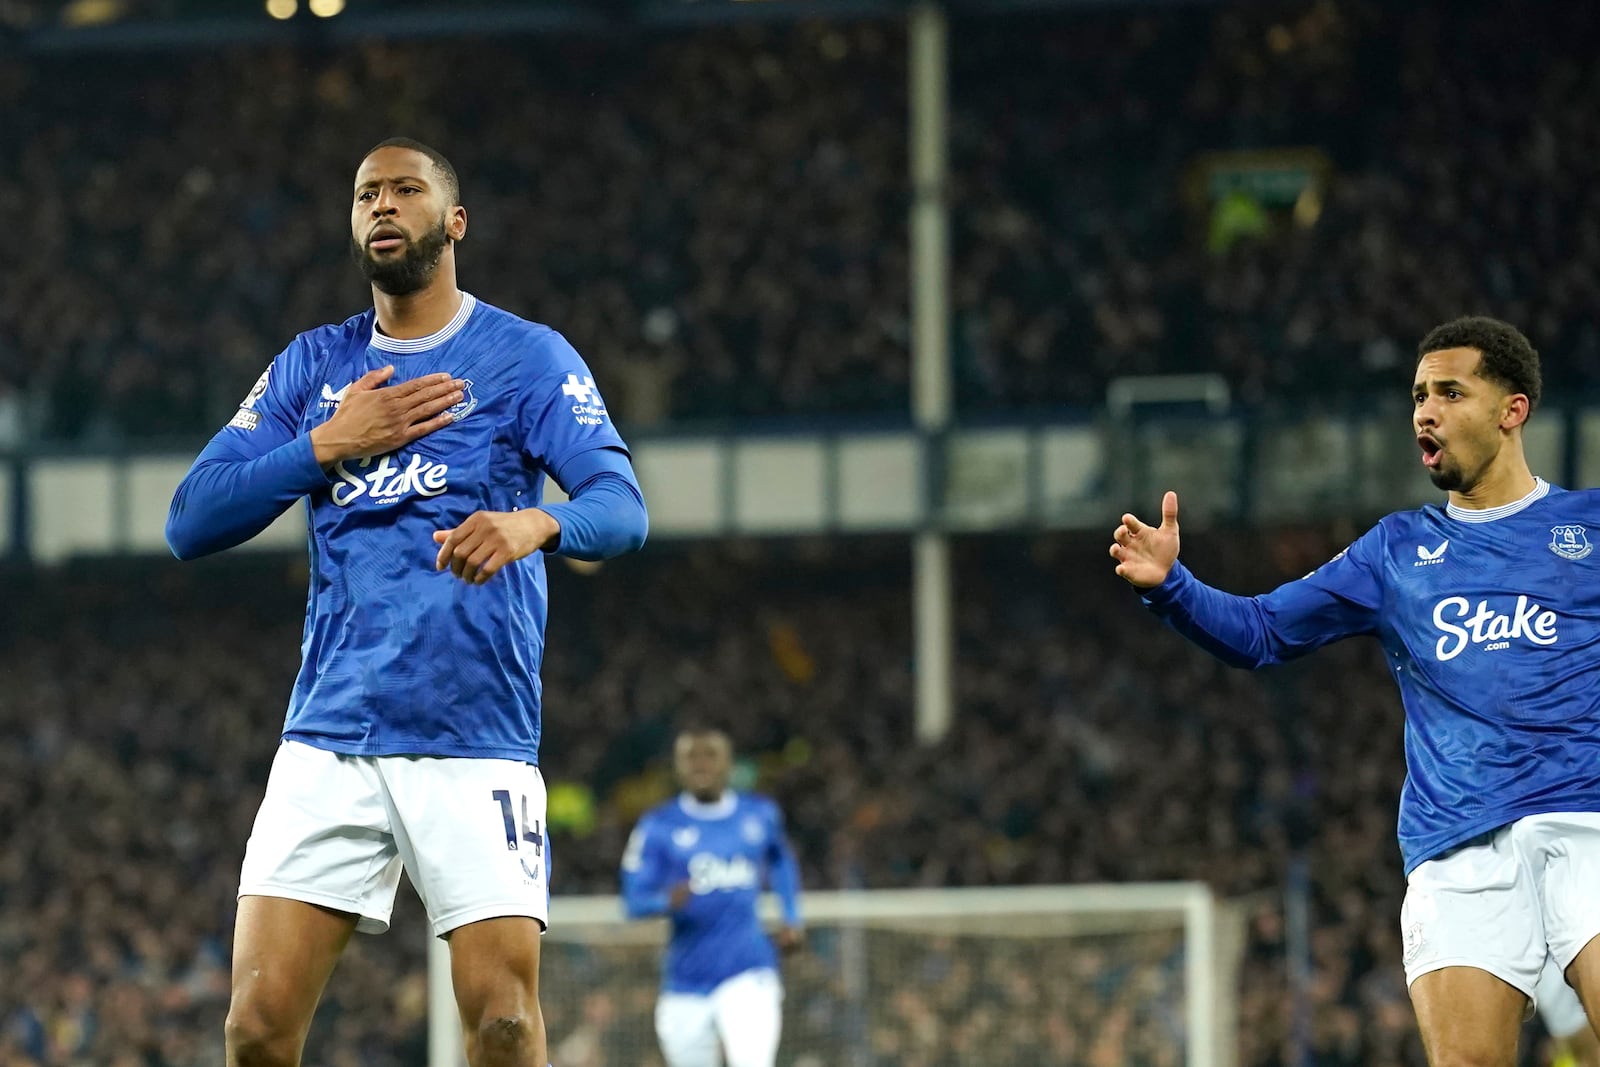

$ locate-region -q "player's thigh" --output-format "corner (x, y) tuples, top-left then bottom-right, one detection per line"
(655, 993), (721, 1067)
(228, 895), (357, 1040)
(239, 740), (406, 934)
(1409, 968), (1527, 1067)
(710, 969), (782, 1067)
(1403, 830), (1543, 1064)
(447, 915), (546, 1054)
(380, 755), (550, 936)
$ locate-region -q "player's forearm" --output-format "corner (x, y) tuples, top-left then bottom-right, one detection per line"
(539, 470), (648, 561)
(769, 848), (803, 927)
(1139, 561), (1280, 669)
(621, 883), (672, 919)
(166, 435), (328, 560)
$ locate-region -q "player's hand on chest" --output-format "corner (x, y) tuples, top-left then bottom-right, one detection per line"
(310, 360), (506, 509)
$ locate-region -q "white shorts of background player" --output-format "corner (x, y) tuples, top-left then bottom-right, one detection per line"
(654, 967), (783, 1067)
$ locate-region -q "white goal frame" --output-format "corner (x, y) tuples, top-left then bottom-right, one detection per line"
(427, 882), (1239, 1067)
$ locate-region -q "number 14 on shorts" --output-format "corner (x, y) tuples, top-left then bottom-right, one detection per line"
(492, 789), (544, 854)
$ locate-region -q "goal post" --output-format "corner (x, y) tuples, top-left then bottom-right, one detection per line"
(428, 883), (1242, 1067)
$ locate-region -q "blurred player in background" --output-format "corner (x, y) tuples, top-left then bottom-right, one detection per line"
(1109, 317), (1600, 1066)
(166, 137), (648, 1067)
(621, 727), (803, 1067)
(1540, 958), (1600, 1067)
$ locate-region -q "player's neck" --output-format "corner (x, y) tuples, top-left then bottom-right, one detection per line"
(1450, 455), (1538, 512)
(372, 275), (463, 341)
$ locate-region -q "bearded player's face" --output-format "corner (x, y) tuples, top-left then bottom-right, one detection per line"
(349, 147), (458, 296)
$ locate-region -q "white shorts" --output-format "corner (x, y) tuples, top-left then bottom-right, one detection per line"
(1401, 812), (1600, 1003)
(1535, 951), (1591, 1040)
(239, 740), (549, 937)
(655, 968), (783, 1067)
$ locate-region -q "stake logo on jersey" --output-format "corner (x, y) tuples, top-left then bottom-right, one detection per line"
(195, 295), (631, 764)
(1142, 478), (1600, 875)
(1551, 524), (1593, 561)
(687, 853), (760, 894)
(1432, 595), (1559, 659)
(331, 450), (451, 507)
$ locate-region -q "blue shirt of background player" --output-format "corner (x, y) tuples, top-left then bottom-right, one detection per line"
(621, 731), (803, 995)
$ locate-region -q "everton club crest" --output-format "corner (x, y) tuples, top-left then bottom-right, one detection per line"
(1550, 524), (1593, 561)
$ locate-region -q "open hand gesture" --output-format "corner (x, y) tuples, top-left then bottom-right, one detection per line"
(1109, 491), (1181, 589)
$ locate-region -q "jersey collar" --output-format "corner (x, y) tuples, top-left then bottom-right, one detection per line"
(678, 792), (737, 820)
(368, 292), (477, 354)
(1446, 477), (1549, 523)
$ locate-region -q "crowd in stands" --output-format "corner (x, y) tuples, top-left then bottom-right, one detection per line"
(0, 528), (1566, 1066)
(2, 0), (1598, 444)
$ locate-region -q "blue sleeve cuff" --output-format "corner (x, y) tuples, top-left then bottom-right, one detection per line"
(540, 451), (648, 560)
(1139, 561), (1192, 611)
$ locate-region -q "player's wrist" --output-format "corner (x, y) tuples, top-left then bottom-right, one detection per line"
(308, 424), (351, 467)
(523, 507), (562, 553)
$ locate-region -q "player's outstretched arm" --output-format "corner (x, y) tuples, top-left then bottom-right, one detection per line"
(1110, 492), (1382, 668)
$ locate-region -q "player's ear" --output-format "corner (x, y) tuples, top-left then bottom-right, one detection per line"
(448, 205), (467, 243)
(1501, 392), (1530, 432)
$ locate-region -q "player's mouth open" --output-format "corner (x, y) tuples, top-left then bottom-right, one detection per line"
(368, 225), (405, 252)
(1418, 434), (1444, 469)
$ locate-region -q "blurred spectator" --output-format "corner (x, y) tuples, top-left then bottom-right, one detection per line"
(3, 1), (1598, 439)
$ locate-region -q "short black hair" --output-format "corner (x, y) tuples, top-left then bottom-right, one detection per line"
(363, 137), (460, 207)
(1417, 316), (1542, 412)
(676, 724), (732, 746)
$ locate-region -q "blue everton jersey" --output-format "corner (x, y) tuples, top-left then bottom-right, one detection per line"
(621, 793), (803, 994)
(200, 295), (628, 763)
(1144, 480), (1600, 873)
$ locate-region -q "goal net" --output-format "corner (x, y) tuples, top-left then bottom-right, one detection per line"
(428, 883), (1243, 1067)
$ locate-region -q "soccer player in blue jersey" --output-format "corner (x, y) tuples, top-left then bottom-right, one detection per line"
(621, 727), (803, 1067)
(1109, 316), (1600, 1065)
(165, 137), (648, 1067)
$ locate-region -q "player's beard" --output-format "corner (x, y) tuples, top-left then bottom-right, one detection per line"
(351, 216), (450, 296)
(1426, 461), (1465, 492)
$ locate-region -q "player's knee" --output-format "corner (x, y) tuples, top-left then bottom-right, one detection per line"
(224, 1005), (302, 1067)
(473, 1013), (543, 1062)
(1425, 1047), (1516, 1067)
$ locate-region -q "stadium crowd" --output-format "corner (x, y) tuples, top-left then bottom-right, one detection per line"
(2, 0), (1599, 444)
(0, 527), (1542, 1067)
